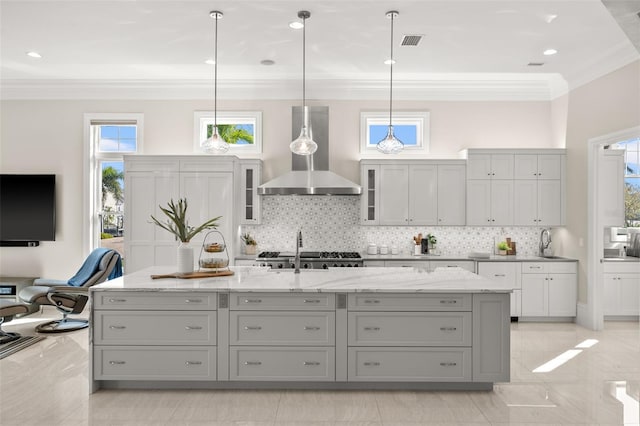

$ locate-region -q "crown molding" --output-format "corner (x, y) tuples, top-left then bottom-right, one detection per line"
(1, 74), (568, 101)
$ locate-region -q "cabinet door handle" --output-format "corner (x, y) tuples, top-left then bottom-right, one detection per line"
(440, 300), (457, 304)
(244, 299), (262, 304)
(364, 326), (381, 331)
(185, 299), (203, 303)
(303, 299), (321, 304)
(440, 362), (457, 367)
(303, 326), (320, 331)
(303, 361), (320, 366)
(244, 361), (262, 366)
(244, 326), (262, 330)
(109, 325), (126, 330)
(363, 361), (381, 366)
(109, 360), (126, 365)
(363, 299), (380, 304)
(108, 298), (127, 303)
(185, 361), (202, 366)
(440, 327), (457, 331)
(185, 326), (203, 330)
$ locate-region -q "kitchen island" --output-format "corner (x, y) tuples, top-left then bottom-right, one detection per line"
(89, 266), (511, 393)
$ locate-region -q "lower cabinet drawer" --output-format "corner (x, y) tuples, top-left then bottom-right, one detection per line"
(94, 346), (216, 380)
(348, 312), (471, 346)
(229, 346), (335, 381)
(348, 347), (471, 382)
(230, 311), (335, 345)
(94, 311), (216, 345)
(92, 292), (216, 310)
(230, 292), (335, 310)
(348, 293), (471, 311)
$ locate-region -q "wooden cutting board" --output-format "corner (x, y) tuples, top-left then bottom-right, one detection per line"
(151, 270), (234, 279)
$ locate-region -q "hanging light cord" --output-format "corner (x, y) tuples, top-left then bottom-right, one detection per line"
(388, 12), (395, 128)
(213, 12), (219, 131)
(301, 14), (306, 111)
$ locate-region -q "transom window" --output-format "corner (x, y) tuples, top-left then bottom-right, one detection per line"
(360, 111), (430, 156)
(194, 111), (262, 156)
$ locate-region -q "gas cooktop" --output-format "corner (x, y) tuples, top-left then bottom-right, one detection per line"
(257, 251), (361, 260)
(256, 251), (363, 269)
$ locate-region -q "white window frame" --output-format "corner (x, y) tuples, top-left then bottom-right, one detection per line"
(83, 113), (144, 255)
(360, 111), (430, 157)
(193, 111), (262, 156)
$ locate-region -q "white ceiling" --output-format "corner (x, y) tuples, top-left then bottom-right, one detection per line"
(1, 0), (639, 100)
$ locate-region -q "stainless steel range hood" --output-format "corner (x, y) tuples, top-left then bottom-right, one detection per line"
(258, 106), (361, 195)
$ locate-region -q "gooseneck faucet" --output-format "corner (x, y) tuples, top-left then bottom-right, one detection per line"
(539, 228), (551, 257)
(294, 229), (303, 273)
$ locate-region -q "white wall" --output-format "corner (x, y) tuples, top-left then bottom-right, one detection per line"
(2, 97), (554, 278)
(563, 60), (640, 304)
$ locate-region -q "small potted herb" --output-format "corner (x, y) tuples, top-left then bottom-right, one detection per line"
(497, 241), (510, 255)
(241, 232), (258, 255)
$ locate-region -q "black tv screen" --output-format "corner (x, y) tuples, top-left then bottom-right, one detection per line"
(0, 174), (56, 242)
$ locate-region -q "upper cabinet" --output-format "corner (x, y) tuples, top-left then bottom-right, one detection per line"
(238, 159), (262, 225)
(360, 160), (465, 226)
(462, 149), (566, 227)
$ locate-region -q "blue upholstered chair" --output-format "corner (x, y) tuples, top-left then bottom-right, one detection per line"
(19, 248), (122, 333)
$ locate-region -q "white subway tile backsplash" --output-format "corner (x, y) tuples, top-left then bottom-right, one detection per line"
(242, 195), (547, 256)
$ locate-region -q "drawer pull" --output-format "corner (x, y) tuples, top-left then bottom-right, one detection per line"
(303, 326), (320, 331)
(303, 299), (321, 304)
(363, 361), (381, 367)
(244, 361), (262, 366)
(439, 300), (457, 304)
(529, 266), (542, 269)
(108, 298), (127, 303)
(440, 362), (457, 367)
(109, 325), (126, 330)
(185, 326), (203, 330)
(109, 360), (126, 365)
(494, 274), (506, 277)
(440, 327), (457, 331)
(244, 299), (262, 304)
(363, 299), (380, 304)
(244, 326), (262, 330)
(185, 361), (202, 366)
(364, 326), (381, 331)
(185, 299), (203, 303)
(303, 361), (320, 366)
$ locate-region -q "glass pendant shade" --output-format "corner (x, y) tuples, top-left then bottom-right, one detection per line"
(201, 10), (229, 154)
(376, 10), (404, 155)
(202, 126), (229, 153)
(290, 106), (317, 156)
(376, 125), (404, 154)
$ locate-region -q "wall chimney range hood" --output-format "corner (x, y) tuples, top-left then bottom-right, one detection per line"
(257, 106), (362, 195)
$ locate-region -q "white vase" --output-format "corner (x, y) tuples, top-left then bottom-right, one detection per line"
(177, 242), (194, 274)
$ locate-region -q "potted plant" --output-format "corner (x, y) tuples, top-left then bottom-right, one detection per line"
(241, 232), (257, 255)
(497, 241), (509, 255)
(150, 198), (221, 273)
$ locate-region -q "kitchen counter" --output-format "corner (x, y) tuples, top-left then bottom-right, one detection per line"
(601, 256), (640, 263)
(362, 253), (577, 262)
(92, 265), (513, 294)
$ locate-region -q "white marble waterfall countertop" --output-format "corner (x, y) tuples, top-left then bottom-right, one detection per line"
(91, 266), (514, 293)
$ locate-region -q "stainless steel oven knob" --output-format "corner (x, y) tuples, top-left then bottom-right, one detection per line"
(303, 263), (310, 269)
(322, 264), (329, 269)
(347, 263), (353, 267)
(353, 263), (359, 267)
(332, 263), (338, 268)
(277, 263), (284, 269)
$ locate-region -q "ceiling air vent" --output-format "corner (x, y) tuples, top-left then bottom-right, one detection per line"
(401, 35), (423, 46)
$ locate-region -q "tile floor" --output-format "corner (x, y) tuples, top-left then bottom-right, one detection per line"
(0, 307), (638, 426)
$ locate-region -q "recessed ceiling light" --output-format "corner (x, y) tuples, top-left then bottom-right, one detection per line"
(260, 59), (275, 66)
(289, 21), (304, 29)
(26, 51), (42, 58)
(543, 48), (558, 56)
(384, 59), (396, 65)
(204, 59), (215, 65)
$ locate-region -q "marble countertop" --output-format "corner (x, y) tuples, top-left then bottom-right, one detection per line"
(601, 256), (640, 263)
(361, 253), (577, 262)
(91, 266), (514, 293)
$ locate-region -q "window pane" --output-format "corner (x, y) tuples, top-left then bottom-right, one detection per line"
(101, 126), (118, 139)
(100, 161), (124, 239)
(119, 139), (137, 152)
(99, 138), (119, 152)
(98, 125), (138, 152)
(119, 126), (137, 139)
(369, 124), (417, 147)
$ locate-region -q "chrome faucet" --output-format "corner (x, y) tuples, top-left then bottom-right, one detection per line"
(539, 228), (551, 257)
(293, 229), (303, 274)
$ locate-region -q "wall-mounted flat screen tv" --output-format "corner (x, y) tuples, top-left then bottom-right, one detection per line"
(0, 174), (56, 243)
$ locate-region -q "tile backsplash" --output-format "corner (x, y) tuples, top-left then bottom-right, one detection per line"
(242, 195), (549, 256)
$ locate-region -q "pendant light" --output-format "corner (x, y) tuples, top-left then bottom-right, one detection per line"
(201, 10), (229, 154)
(290, 10), (318, 156)
(376, 11), (404, 155)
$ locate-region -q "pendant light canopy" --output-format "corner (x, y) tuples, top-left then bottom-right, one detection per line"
(201, 10), (229, 154)
(376, 11), (404, 155)
(290, 10), (318, 156)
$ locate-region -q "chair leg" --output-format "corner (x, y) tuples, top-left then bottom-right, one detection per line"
(0, 317), (22, 344)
